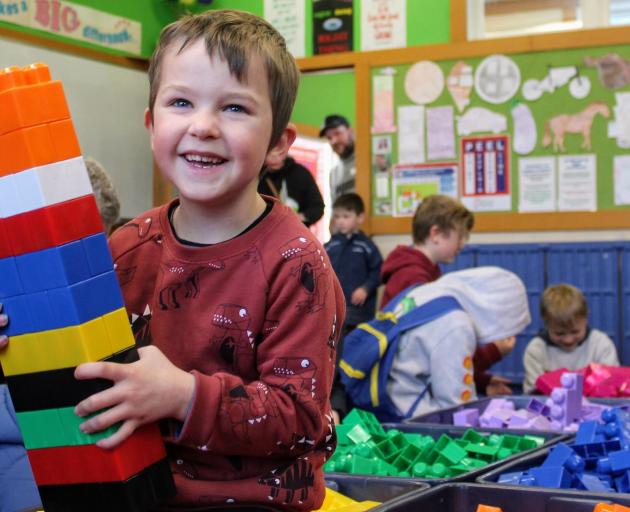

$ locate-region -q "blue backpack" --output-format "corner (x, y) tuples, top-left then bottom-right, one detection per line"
(339, 288), (462, 422)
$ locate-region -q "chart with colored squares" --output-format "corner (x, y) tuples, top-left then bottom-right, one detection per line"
(0, 63), (175, 511)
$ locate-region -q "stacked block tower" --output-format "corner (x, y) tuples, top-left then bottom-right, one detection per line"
(0, 63), (175, 511)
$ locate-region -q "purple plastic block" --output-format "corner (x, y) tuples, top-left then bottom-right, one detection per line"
(507, 410), (530, 428)
(527, 398), (551, 417)
(453, 408), (479, 427)
(548, 373), (583, 427)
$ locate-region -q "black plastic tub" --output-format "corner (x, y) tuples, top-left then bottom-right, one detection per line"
(368, 482), (630, 511)
(324, 475), (429, 503)
(326, 423), (568, 487)
(406, 395), (630, 432)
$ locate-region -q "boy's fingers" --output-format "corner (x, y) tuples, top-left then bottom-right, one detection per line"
(493, 375), (512, 384)
(96, 420), (138, 450)
(74, 386), (121, 417)
(75, 361), (128, 381)
(79, 403), (130, 434)
(0, 313), (7, 327)
(0, 335), (7, 350)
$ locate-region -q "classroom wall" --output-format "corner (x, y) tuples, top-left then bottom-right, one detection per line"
(0, 37), (154, 219)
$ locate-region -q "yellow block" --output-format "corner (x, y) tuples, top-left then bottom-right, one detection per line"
(314, 488), (380, 512)
(0, 307), (134, 375)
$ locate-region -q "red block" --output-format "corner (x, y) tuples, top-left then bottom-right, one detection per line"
(0, 219), (12, 258)
(4, 195), (103, 256)
(27, 423), (167, 485)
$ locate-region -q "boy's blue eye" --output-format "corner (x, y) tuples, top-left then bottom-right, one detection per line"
(172, 99), (190, 108)
(225, 104), (245, 113)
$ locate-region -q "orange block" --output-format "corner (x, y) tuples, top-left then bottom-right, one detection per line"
(476, 506), (503, 512)
(0, 120), (81, 176)
(0, 63), (69, 136)
(594, 504), (630, 512)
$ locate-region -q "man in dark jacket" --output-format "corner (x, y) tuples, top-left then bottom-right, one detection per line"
(258, 156), (325, 227)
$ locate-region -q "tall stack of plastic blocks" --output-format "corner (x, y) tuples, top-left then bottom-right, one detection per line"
(0, 63), (175, 511)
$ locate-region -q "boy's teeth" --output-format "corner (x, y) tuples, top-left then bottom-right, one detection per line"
(185, 154), (224, 164)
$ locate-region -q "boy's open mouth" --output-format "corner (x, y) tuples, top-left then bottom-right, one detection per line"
(183, 153), (227, 167)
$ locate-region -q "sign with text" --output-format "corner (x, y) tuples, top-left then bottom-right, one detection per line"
(0, 0), (141, 55)
(313, 0), (353, 55)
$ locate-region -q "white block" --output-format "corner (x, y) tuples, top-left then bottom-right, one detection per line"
(0, 174), (22, 218)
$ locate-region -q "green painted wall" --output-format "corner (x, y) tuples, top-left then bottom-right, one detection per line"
(292, 69), (355, 127)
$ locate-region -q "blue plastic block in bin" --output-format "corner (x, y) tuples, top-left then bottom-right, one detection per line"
(369, 482), (630, 512)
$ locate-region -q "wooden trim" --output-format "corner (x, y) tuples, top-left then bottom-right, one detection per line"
(450, 0), (468, 43)
(293, 122), (320, 138)
(355, 55), (372, 233)
(296, 52), (358, 71)
(0, 25), (148, 71)
(371, 211), (630, 235)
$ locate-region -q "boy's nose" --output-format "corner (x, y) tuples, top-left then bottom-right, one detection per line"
(189, 110), (220, 138)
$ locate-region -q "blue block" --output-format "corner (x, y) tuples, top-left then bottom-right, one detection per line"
(542, 443), (585, 473)
(45, 287), (82, 329)
(15, 242), (90, 293)
(529, 466), (573, 488)
(575, 421), (605, 445)
(81, 233), (113, 276)
(0, 296), (33, 337)
(26, 291), (57, 332)
(614, 470), (630, 493)
(598, 449), (630, 474)
(72, 271), (124, 321)
(0, 257), (22, 299)
(498, 471), (523, 485)
(577, 472), (610, 492)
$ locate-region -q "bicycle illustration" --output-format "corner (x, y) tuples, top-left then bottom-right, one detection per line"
(521, 65), (591, 101)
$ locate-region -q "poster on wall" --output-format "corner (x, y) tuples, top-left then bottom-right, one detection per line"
(371, 135), (393, 215)
(313, 0), (353, 55)
(558, 154), (597, 211)
(392, 163), (458, 217)
(460, 135), (511, 212)
(264, 0), (305, 58)
(0, 0), (142, 55)
(360, 0), (406, 52)
(518, 156), (556, 212)
(372, 73), (397, 133)
(614, 155), (630, 205)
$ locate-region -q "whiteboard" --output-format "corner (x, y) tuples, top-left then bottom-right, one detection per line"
(0, 37), (154, 219)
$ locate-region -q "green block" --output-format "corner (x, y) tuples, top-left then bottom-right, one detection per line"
(16, 407), (120, 449)
(335, 424), (354, 445)
(343, 409), (385, 437)
(461, 428), (485, 444)
(347, 424), (372, 444)
(525, 435), (545, 447)
(517, 437), (539, 451)
(349, 454), (378, 475)
(465, 442), (499, 461)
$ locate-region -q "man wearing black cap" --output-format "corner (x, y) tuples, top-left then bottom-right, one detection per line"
(320, 114), (356, 200)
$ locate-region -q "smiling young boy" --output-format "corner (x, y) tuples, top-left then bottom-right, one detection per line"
(523, 283), (619, 393)
(0, 10), (344, 510)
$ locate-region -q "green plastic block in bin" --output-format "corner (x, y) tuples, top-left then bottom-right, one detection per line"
(16, 406), (120, 449)
(347, 424), (372, 444)
(343, 408), (385, 437)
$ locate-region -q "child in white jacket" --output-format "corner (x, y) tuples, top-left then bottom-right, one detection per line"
(387, 266), (531, 418)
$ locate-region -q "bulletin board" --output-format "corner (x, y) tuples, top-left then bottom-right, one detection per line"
(365, 37), (630, 232)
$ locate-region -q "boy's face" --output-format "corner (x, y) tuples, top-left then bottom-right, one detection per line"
(431, 226), (467, 264)
(146, 39), (290, 208)
(332, 208), (363, 235)
(547, 317), (587, 352)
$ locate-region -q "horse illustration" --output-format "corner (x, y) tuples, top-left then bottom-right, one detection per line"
(542, 101), (610, 152)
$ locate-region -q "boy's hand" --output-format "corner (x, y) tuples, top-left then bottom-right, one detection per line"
(351, 287), (368, 306)
(74, 345), (195, 449)
(0, 304), (7, 350)
(494, 336), (516, 357)
(486, 375), (513, 396)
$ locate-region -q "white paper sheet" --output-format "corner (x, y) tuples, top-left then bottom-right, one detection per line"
(426, 106), (456, 160)
(397, 105), (425, 164)
(614, 155), (630, 205)
(264, 0), (305, 58)
(558, 154), (597, 211)
(361, 0), (406, 51)
(518, 157), (556, 212)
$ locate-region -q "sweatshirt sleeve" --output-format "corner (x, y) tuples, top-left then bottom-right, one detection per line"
(298, 168), (325, 227)
(176, 244), (344, 458)
(592, 331), (620, 366)
(362, 239), (383, 294)
(523, 338), (546, 394)
(473, 343), (501, 393)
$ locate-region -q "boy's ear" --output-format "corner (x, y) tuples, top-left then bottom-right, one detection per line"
(144, 108), (155, 150)
(357, 212), (365, 224)
(428, 224), (442, 241)
(265, 123), (297, 168)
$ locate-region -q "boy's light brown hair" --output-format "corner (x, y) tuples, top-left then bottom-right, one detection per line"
(412, 194), (474, 244)
(540, 283), (588, 329)
(147, 9), (299, 148)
